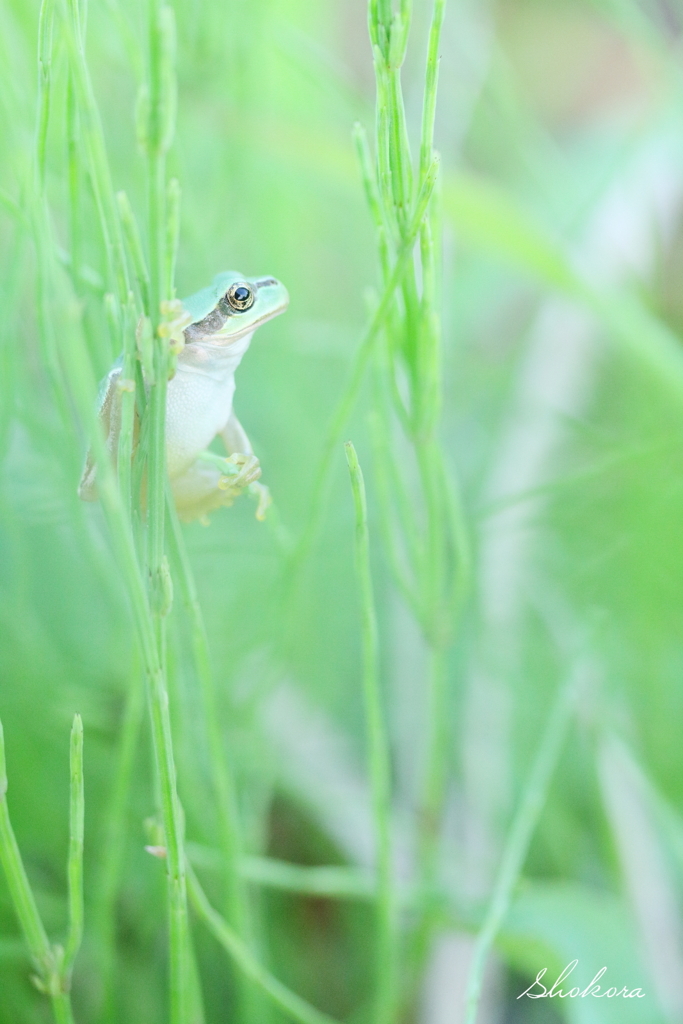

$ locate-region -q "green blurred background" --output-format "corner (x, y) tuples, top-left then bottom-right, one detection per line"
(2, 0), (683, 1021)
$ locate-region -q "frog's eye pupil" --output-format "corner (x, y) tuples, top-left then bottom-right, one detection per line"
(226, 282), (254, 312)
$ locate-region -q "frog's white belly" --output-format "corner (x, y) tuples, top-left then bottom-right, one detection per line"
(162, 333), (253, 479)
(165, 367), (235, 478)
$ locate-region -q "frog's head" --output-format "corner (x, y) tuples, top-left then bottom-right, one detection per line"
(182, 271), (289, 345)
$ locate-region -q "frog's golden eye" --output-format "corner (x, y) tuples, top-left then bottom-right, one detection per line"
(226, 282), (254, 312)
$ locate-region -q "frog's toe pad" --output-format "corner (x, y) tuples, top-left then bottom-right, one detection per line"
(249, 482), (272, 521)
(224, 453), (262, 488)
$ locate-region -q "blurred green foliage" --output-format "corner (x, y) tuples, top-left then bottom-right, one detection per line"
(2, 0), (683, 1022)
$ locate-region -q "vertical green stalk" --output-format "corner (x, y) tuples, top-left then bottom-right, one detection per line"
(47, 6), (188, 1012)
(419, 0), (445, 181)
(93, 659), (146, 1023)
(117, 191), (151, 312)
(186, 866), (342, 1024)
(113, 193), (147, 524)
(144, 274), (190, 1021)
(367, 415), (420, 615)
(359, 0), (474, 1004)
(407, 646), (448, 977)
(63, 0), (129, 305)
(282, 12), (462, 1012)
(166, 505), (259, 1023)
(36, 0), (55, 189)
(41, 3), (254, 1019)
(140, 7), (190, 1021)
(353, 123), (390, 280)
(165, 177), (181, 300)
(115, 294), (138, 520)
(0, 720), (52, 971)
(463, 678), (576, 1024)
(34, 0), (71, 425)
(62, 715), (84, 982)
(286, 158), (439, 577)
(0, 719), (77, 1024)
(344, 442), (396, 1024)
(66, 73), (83, 290)
(34, 2), (192, 1020)
(417, 648), (448, 853)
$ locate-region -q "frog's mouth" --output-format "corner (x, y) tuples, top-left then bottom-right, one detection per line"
(184, 278), (289, 345)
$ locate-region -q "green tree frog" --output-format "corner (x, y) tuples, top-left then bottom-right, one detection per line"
(79, 271), (288, 522)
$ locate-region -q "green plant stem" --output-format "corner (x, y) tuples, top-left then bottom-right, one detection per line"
(166, 506), (244, 907)
(142, 4), (191, 1019)
(33, 200), (186, 1021)
(345, 442), (396, 1024)
(166, 504), (258, 1021)
(374, 64), (395, 225)
(62, 10), (192, 1021)
(186, 865), (341, 1024)
(116, 297), (138, 520)
(145, 528), (188, 1024)
(238, 856), (375, 900)
(62, 0), (129, 305)
(93, 657), (146, 1022)
(387, 455), (470, 1005)
(188, 847), (486, 916)
(32, 7), (190, 1021)
(138, 300), (190, 1024)
(33, 0), (70, 424)
(66, 72), (83, 292)
(416, 444), (443, 635)
(289, 155), (439, 575)
(187, 845), (375, 898)
(418, 647), (449, 860)
(52, 994), (76, 1024)
(441, 459), (472, 620)
(404, 646), (448, 988)
(145, 505), (188, 1024)
(117, 191), (151, 312)
(405, 450), (469, 993)
(419, 0), (446, 180)
(463, 678), (576, 1024)
(364, 2), (475, 1008)
(368, 407), (423, 620)
(165, 177), (181, 299)
(63, 715), (84, 979)
(0, 719), (76, 1024)
(0, 721), (52, 968)
(386, 67), (412, 230)
(35, 0), (55, 189)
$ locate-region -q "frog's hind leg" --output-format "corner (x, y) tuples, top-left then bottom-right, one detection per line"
(218, 412), (260, 481)
(171, 458), (234, 523)
(78, 366), (123, 501)
(220, 411), (253, 456)
(218, 412), (272, 521)
(170, 450), (262, 523)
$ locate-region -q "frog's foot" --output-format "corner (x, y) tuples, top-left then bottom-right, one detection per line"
(221, 453), (262, 490)
(171, 452), (265, 523)
(249, 481), (272, 521)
